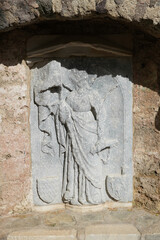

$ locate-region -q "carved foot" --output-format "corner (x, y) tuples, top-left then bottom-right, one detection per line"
(78, 197), (88, 205)
(70, 198), (81, 205)
(63, 190), (73, 202)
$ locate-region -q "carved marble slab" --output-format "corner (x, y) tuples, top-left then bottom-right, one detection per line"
(30, 58), (132, 206)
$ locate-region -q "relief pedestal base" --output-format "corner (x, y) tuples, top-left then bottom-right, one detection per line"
(65, 202), (132, 213)
(33, 204), (65, 213)
(33, 202), (132, 213)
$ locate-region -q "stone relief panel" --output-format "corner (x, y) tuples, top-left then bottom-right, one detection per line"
(30, 58), (133, 206)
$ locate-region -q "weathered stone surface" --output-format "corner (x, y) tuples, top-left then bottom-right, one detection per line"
(31, 57), (133, 206)
(44, 211), (76, 227)
(133, 37), (160, 214)
(83, 224), (141, 240)
(0, 208), (160, 240)
(7, 225), (141, 240)
(144, 234), (160, 240)
(1, 0), (160, 36)
(0, 31), (32, 216)
(0, 19), (159, 216)
(7, 229), (77, 240)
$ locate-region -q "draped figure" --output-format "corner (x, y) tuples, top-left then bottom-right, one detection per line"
(35, 69), (116, 205)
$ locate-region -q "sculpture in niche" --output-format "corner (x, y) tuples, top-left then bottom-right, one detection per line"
(32, 59), (133, 206)
(34, 64), (117, 205)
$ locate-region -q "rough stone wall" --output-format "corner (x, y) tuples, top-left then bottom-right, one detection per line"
(133, 37), (160, 214)
(0, 31), (32, 216)
(0, 20), (159, 216)
(1, 0), (160, 37)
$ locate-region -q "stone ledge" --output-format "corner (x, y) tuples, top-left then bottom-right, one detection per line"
(66, 202), (132, 213)
(83, 224), (141, 240)
(142, 234), (160, 240)
(7, 229), (77, 240)
(3, 209), (160, 240)
(7, 224), (141, 240)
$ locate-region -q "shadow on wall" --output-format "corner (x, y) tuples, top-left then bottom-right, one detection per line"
(0, 19), (159, 131)
(0, 30), (27, 66)
(0, 19), (159, 130)
(133, 37), (160, 132)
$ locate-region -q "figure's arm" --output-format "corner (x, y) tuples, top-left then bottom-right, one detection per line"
(34, 85), (62, 157)
(90, 90), (106, 140)
(90, 90), (117, 155)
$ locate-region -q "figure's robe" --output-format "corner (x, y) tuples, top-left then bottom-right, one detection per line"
(56, 101), (106, 204)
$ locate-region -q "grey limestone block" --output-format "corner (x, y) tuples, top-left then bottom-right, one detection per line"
(30, 57), (133, 206)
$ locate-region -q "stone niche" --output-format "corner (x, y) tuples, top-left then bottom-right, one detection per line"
(29, 35), (133, 207)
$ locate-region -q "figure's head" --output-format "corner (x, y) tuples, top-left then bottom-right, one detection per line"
(76, 78), (90, 90)
(71, 69), (90, 90)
